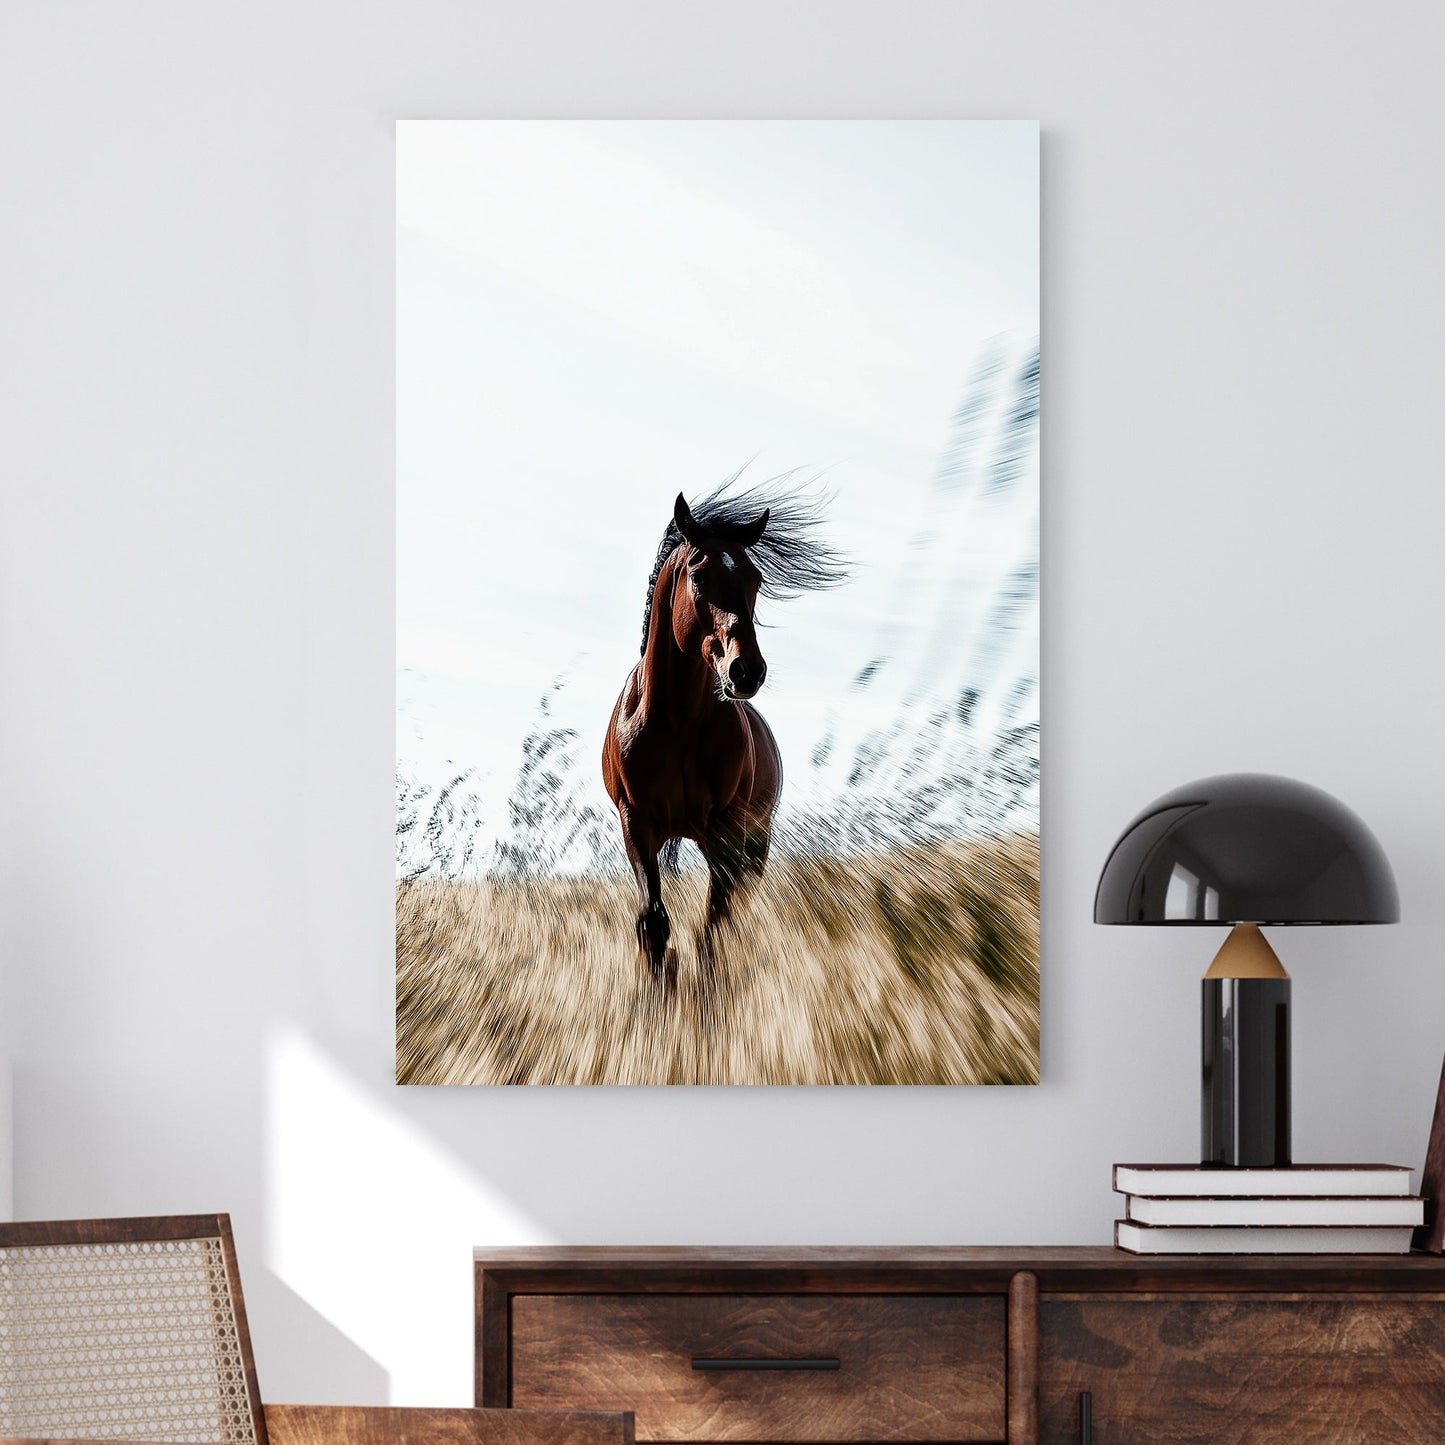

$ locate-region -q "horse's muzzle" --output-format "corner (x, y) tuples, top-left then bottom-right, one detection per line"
(726, 656), (767, 699)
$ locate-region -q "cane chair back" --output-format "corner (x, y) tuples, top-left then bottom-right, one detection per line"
(0, 1215), (266, 1445)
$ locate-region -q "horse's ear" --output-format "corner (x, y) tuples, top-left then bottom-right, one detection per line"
(734, 507), (770, 549)
(673, 493), (704, 546)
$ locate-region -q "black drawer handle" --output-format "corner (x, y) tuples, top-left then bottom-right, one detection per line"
(691, 1357), (840, 1371)
(1079, 1390), (1092, 1445)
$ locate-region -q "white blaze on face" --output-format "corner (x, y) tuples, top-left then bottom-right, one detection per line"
(721, 550), (737, 571)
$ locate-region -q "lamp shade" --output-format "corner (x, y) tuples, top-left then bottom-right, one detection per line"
(1094, 773), (1399, 926)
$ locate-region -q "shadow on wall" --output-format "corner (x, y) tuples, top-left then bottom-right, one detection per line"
(0, 1062), (11, 1221)
(274, 1022), (1079, 1246)
(264, 1025), (546, 1404)
(250, 1270), (390, 1405)
(262, 1023), (1106, 1401)
(10, 1051), (389, 1406)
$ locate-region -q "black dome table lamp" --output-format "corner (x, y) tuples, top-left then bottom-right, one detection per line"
(1095, 773), (1399, 1168)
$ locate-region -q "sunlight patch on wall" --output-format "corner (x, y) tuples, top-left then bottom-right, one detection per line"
(263, 1024), (549, 1403)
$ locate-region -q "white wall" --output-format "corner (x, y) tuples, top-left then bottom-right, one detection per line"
(4, 0), (1445, 1410)
(0, 977), (10, 1220)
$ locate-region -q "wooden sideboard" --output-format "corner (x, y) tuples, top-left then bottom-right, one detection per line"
(474, 1247), (1445, 1444)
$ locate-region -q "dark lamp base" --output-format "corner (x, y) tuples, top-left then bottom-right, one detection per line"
(1201, 976), (1291, 1168)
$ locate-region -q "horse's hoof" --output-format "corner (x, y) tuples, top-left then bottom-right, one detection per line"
(641, 965), (676, 1002)
(650, 945), (678, 991)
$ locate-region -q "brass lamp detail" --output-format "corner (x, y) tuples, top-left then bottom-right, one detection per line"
(1204, 924), (1289, 981)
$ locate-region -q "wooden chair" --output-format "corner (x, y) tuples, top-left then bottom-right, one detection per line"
(0, 1215), (633, 1445)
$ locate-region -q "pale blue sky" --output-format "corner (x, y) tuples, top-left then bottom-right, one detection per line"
(397, 121), (1038, 857)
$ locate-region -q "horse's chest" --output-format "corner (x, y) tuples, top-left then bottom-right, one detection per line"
(624, 715), (747, 821)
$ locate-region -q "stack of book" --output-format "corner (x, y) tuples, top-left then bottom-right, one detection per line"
(1113, 1163), (1426, 1254)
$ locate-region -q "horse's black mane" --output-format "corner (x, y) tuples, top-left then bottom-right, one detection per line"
(640, 474), (849, 654)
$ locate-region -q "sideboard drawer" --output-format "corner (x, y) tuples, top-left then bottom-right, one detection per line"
(510, 1293), (1006, 1442)
(1039, 1294), (1445, 1443)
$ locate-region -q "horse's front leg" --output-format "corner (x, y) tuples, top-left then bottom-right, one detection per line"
(699, 853), (734, 979)
(619, 806), (674, 988)
(697, 829), (742, 972)
(699, 814), (773, 976)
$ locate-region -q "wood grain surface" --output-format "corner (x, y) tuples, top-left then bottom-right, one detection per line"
(263, 1406), (635, 1445)
(510, 1294), (1005, 1442)
(1007, 1272), (1038, 1444)
(0, 1214), (230, 1247)
(475, 1246), (1445, 1295)
(478, 1250), (1445, 1445)
(1038, 1294), (1445, 1444)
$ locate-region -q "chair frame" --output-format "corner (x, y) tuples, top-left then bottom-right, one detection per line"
(0, 1214), (268, 1445)
(0, 1214), (634, 1445)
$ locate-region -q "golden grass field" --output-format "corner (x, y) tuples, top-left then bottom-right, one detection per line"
(396, 833), (1038, 1086)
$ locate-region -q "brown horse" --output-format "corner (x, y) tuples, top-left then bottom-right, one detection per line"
(603, 484), (843, 986)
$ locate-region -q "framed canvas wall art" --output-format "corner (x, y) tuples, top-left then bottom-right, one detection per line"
(396, 121), (1039, 1085)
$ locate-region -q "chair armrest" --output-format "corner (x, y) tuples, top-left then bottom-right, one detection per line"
(263, 1405), (636, 1445)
